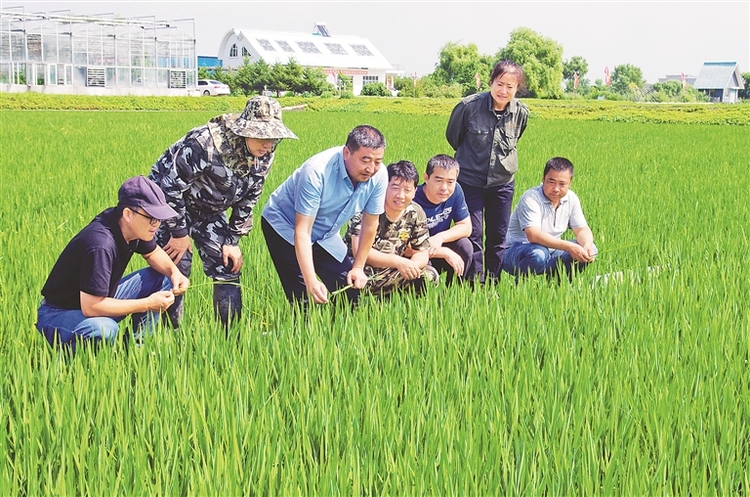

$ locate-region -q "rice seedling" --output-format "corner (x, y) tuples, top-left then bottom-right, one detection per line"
(1, 108), (748, 494)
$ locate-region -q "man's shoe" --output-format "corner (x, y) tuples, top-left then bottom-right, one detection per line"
(423, 265), (440, 286)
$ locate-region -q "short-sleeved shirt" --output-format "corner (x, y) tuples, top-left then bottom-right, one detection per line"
(41, 208), (158, 309)
(413, 183), (470, 236)
(505, 185), (588, 245)
(345, 202), (431, 273)
(262, 146), (388, 262)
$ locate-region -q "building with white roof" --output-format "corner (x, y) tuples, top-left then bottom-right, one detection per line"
(218, 23), (399, 95)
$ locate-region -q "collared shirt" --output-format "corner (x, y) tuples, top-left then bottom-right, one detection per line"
(41, 208), (157, 309)
(413, 183), (470, 236)
(262, 146), (388, 262)
(446, 92), (529, 188)
(505, 185), (588, 245)
(148, 115), (274, 245)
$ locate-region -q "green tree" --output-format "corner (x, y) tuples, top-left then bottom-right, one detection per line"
(432, 42), (494, 96)
(611, 64), (646, 94)
(360, 82), (391, 97)
(284, 58), (305, 94)
(739, 72), (750, 100)
(393, 75), (421, 97)
(268, 62), (289, 96)
(336, 72), (354, 94)
(198, 67), (211, 80)
(562, 56), (589, 93)
(232, 57), (270, 95)
(496, 27), (564, 99)
(300, 66), (331, 95)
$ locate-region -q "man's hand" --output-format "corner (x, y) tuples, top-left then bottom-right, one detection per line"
(222, 244), (243, 273)
(582, 243), (597, 262)
(442, 249), (465, 276)
(347, 266), (369, 289)
(427, 235), (445, 256)
(147, 291), (176, 312)
(170, 273), (190, 296)
(306, 279), (329, 304)
(567, 242), (595, 263)
(395, 258), (422, 280)
(164, 235), (192, 263)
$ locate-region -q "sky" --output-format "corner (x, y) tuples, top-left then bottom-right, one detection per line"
(6, 1), (749, 83)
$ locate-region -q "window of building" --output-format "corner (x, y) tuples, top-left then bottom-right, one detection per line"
(296, 41), (321, 54)
(242, 46), (250, 57)
(324, 43), (348, 55)
(276, 40), (295, 53)
(363, 75), (379, 84)
(350, 44), (374, 56)
(257, 39), (276, 51)
(229, 44), (238, 58)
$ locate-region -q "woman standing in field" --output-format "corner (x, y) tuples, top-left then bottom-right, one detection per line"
(148, 96), (297, 331)
(445, 59), (529, 284)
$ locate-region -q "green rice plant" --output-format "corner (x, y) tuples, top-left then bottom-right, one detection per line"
(1, 109), (748, 495)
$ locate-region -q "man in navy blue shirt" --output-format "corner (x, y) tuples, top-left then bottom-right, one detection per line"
(36, 176), (190, 353)
(413, 154), (473, 284)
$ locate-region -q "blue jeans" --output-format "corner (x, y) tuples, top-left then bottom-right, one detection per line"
(36, 267), (173, 352)
(502, 241), (597, 280)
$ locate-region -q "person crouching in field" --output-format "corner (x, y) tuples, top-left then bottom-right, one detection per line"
(502, 157), (597, 281)
(261, 125), (388, 308)
(344, 161), (439, 296)
(148, 96), (297, 330)
(36, 176), (190, 353)
(412, 154), (473, 285)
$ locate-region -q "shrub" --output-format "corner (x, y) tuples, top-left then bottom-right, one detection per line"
(360, 82), (391, 97)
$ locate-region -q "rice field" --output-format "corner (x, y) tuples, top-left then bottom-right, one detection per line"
(1, 108), (748, 495)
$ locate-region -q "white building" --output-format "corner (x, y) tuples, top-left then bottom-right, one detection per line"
(218, 23), (399, 95)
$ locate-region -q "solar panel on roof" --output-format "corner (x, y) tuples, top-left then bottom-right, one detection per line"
(350, 44), (373, 57)
(276, 40), (295, 53)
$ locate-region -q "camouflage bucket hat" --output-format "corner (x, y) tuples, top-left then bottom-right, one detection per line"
(226, 96), (298, 140)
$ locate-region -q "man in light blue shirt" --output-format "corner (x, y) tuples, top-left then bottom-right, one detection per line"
(502, 157), (597, 281)
(262, 125), (388, 305)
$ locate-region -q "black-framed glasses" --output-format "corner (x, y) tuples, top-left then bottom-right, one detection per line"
(132, 209), (160, 226)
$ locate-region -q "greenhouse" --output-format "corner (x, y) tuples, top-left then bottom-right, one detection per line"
(0, 8), (197, 95)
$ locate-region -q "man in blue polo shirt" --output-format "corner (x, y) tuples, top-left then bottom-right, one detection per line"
(36, 176), (190, 352)
(261, 125), (388, 306)
(413, 154), (473, 285)
(502, 157), (597, 280)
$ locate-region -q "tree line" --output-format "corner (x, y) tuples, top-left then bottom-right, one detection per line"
(203, 27), (747, 103)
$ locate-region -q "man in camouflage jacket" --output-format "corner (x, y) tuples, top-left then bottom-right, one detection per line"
(345, 160), (438, 296)
(148, 96), (297, 329)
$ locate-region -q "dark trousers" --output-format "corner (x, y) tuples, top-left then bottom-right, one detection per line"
(430, 237), (473, 285)
(261, 217), (359, 306)
(460, 181), (515, 282)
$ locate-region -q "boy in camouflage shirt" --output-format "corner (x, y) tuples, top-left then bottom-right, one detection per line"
(345, 161), (438, 295)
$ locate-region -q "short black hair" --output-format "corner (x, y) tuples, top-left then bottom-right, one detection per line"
(426, 154), (460, 177)
(345, 124), (386, 153)
(543, 157), (574, 178)
(387, 160), (419, 188)
(489, 59), (527, 92)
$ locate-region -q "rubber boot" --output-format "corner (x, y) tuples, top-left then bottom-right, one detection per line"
(213, 280), (242, 331)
